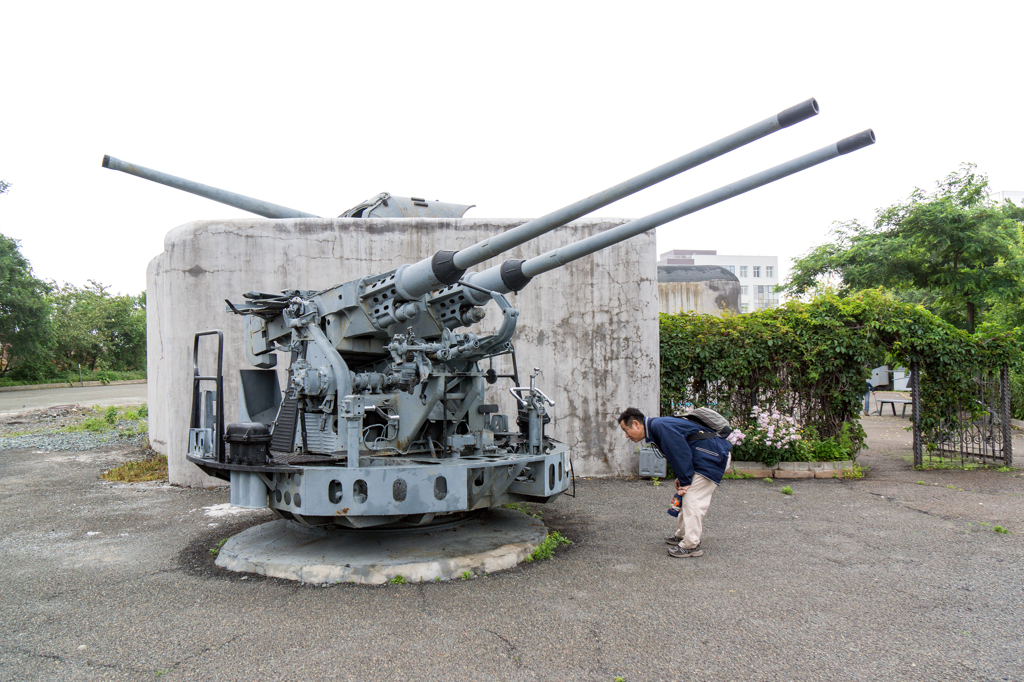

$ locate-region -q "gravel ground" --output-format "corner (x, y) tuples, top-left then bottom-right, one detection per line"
(0, 404), (150, 453)
(1, 413), (1023, 680)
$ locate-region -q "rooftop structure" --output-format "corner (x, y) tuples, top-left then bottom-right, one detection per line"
(658, 250), (779, 312)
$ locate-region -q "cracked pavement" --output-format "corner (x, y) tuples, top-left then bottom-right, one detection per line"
(1, 413), (1023, 680)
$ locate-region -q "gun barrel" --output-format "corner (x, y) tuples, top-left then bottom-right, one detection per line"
(391, 99), (820, 300)
(101, 155), (319, 219)
(470, 129), (875, 291)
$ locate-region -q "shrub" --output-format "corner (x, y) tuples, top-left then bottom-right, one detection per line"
(660, 290), (1020, 452)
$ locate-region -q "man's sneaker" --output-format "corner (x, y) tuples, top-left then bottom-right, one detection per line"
(668, 544), (702, 558)
(665, 535), (682, 545)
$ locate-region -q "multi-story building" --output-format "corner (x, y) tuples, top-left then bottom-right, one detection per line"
(991, 190), (1024, 206)
(658, 249), (779, 312)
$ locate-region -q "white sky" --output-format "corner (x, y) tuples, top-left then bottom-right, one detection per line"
(1, 1), (1022, 296)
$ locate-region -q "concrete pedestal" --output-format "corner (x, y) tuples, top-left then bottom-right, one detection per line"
(215, 509), (548, 584)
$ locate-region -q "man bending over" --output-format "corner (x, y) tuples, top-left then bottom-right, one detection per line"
(618, 407), (731, 558)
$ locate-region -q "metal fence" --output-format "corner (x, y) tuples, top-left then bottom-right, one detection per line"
(912, 362), (1013, 467)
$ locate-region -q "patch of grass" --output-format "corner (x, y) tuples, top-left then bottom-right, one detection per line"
(63, 417), (111, 433)
(526, 531), (572, 562)
(994, 526), (1010, 534)
(502, 502), (531, 514)
(907, 455), (1012, 471)
(763, 477), (773, 484)
(209, 538), (228, 557)
(101, 454), (168, 482)
(104, 406), (119, 425)
(723, 471), (755, 480)
(780, 486), (793, 495)
(389, 574), (407, 584)
(461, 571), (472, 580)
(842, 464), (867, 479)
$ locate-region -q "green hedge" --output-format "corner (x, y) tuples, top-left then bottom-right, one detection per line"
(660, 290), (1020, 464)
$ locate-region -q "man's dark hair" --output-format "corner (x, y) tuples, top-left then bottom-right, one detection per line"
(618, 407), (645, 426)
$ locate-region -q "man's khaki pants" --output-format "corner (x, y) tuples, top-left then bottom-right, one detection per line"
(673, 457), (730, 550)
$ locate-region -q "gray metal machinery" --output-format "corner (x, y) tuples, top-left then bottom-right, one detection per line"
(105, 99), (875, 530)
(101, 154), (475, 219)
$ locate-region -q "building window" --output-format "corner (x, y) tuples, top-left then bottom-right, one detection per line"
(753, 266), (761, 278)
(755, 285), (779, 308)
(740, 285), (748, 296)
(739, 266), (748, 277)
(766, 266), (774, 278)
(726, 265), (735, 274)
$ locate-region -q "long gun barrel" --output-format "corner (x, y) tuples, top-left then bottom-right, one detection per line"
(464, 130), (875, 296)
(102, 155), (319, 219)
(391, 98), (820, 300)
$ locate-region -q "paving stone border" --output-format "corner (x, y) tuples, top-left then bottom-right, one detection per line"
(729, 460), (855, 479)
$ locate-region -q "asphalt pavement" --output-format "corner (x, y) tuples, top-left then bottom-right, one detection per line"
(0, 383), (148, 415)
(1, 414), (1023, 681)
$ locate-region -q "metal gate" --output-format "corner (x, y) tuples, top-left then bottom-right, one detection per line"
(912, 362), (1012, 467)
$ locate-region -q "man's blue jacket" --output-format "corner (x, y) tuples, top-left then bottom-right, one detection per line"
(644, 416), (731, 486)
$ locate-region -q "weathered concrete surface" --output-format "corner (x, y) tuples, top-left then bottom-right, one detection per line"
(657, 264), (739, 315)
(147, 218), (659, 487)
(216, 511), (546, 584)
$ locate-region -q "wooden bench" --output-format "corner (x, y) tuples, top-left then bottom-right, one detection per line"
(876, 398), (912, 417)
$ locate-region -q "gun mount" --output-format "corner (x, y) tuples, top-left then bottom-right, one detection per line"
(101, 155), (474, 219)
(171, 99), (873, 529)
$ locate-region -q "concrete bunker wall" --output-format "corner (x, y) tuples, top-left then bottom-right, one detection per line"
(657, 265), (740, 315)
(147, 217), (659, 487)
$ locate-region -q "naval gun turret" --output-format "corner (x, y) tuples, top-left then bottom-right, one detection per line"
(101, 154), (474, 219)
(160, 99), (873, 529)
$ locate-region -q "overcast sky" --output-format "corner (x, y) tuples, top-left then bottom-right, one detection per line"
(2, 1), (1022, 296)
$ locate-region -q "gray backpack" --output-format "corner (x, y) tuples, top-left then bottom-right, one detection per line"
(680, 408), (732, 441)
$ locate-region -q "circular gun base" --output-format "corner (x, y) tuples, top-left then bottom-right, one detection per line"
(214, 508), (547, 584)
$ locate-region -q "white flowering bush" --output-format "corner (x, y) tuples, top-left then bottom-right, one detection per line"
(730, 407), (808, 466)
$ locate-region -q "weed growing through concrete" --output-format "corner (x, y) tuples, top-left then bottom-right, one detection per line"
(101, 454), (168, 482)
(614, 677), (626, 682)
(723, 471), (755, 480)
(763, 477), (773, 484)
(526, 531), (572, 562)
(780, 486), (793, 495)
(652, 477), (661, 486)
(434, 577), (441, 582)
(461, 571), (472, 580)
(917, 481), (926, 485)
(389, 575), (407, 584)
(843, 464), (867, 479)
(502, 502), (530, 514)
(994, 526), (1010, 534)
(209, 538), (228, 557)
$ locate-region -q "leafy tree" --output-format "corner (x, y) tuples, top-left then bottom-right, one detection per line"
(781, 165), (1024, 333)
(49, 282), (147, 372)
(0, 234), (52, 377)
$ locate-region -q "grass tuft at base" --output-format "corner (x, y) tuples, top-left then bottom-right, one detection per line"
(101, 453), (168, 482)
